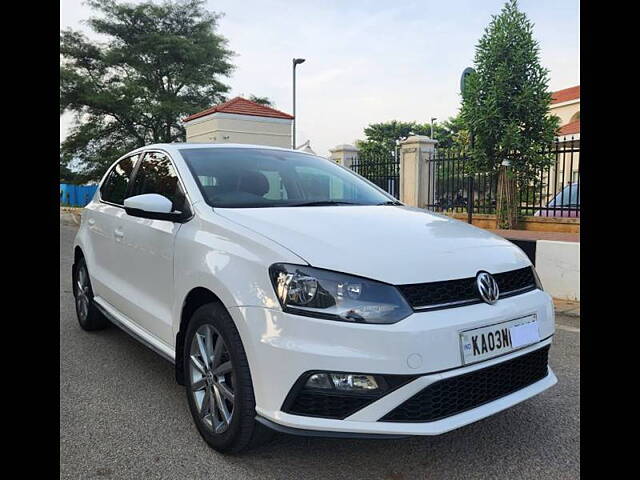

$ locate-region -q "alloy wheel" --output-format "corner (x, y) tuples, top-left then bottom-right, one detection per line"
(189, 324), (235, 434)
(75, 265), (90, 322)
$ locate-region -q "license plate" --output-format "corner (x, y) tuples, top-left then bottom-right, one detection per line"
(460, 315), (540, 365)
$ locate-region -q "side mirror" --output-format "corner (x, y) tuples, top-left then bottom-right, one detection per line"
(124, 194), (189, 222)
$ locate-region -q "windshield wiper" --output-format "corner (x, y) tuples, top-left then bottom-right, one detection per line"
(286, 201), (364, 207)
(377, 200), (403, 206)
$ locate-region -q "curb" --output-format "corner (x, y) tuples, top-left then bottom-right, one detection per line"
(60, 207), (82, 226)
(497, 235), (580, 302)
(553, 299), (580, 318)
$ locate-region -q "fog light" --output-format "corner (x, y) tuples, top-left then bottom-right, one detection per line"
(330, 373), (379, 391)
(305, 373), (333, 389)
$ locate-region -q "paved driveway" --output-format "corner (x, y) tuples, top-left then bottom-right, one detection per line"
(60, 222), (579, 479)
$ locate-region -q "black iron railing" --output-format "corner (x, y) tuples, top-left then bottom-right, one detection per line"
(423, 138), (580, 218)
(351, 151), (401, 199)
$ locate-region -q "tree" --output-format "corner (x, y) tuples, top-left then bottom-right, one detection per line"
(433, 116), (468, 149)
(355, 117), (465, 158)
(248, 94), (274, 107)
(60, 0), (234, 181)
(356, 120), (429, 158)
(460, 0), (559, 228)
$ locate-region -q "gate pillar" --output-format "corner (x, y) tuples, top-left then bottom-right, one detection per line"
(329, 144), (359, 169)
(399, 135), (437, 207)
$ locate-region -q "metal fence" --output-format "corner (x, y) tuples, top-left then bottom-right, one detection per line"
(60, 183), (98, 208)
(424, 138), (580, 218)
(351, 150), (401, 199)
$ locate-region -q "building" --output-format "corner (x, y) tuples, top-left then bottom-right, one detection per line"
(550, 85), (580, 142)
(549, 85), (580, 189)
(183, 97), (294, 148)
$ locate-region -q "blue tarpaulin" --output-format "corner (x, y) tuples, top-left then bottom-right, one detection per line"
(60, 184), (98, 207)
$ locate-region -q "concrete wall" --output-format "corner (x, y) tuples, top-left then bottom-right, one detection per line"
(535, 240), (580, 301)
(185, 112), (292, 148)
(446, 213), (580, 233)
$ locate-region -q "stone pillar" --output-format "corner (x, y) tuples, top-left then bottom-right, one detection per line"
(399, 135), (437, 207)
(329, 144), (359, 169)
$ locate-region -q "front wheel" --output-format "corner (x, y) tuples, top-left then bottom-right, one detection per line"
(184, 302), (272, 453)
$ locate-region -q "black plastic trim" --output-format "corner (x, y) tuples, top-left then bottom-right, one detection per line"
(379, 344), (551, 423)
(93, 301), (175, 365)
(281, 370), (418, 419)
(255, 416), (410, 439)
(401, 266), (539, 312)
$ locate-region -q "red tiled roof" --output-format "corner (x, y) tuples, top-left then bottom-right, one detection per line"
(558, 120), (580, 135)
(551, 85), (580, 104)
(183, 97), (294, 122)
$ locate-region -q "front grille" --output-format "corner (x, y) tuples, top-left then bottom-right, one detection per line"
(398, 266), (537, 310)
(380, 345), (550, 422)
(286, 392), (375, 419)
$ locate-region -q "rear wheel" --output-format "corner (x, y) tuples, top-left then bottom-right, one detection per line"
(184, 302), (272, 453)
(73, 257), (109, 331)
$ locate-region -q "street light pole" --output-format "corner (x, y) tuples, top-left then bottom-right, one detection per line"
(431, 117), (437, 141)
(292, 58), (306, 149)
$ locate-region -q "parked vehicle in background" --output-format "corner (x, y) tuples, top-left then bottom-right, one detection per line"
(72, 143), (556, 453)
(534, 183), (580, 217)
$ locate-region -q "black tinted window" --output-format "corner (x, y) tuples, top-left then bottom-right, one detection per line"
(129, 152), (187, 212)
(100, 155), (139, 205)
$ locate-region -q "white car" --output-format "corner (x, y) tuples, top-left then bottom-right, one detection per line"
(73, 143), (556, 453)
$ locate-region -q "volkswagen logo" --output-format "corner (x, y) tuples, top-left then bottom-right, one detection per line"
(476, 271), (500, 305)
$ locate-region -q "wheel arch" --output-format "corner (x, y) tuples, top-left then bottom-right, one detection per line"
(74, 245), (84, 264)
(72, 246), (84, 282)
(175, 286), (225, 385)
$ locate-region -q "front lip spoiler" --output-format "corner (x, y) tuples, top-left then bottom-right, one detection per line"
(255, 416), (410, 439)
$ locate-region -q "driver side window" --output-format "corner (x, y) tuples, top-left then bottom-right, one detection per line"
(129, 152), (189, 213)
(100, 154), (140, 205)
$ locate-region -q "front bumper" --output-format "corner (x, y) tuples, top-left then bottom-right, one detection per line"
(229, 289), (555, 436)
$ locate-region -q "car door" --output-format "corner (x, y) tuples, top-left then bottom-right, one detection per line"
(113, 150), (191, 345)
(84, 153), (141, 304)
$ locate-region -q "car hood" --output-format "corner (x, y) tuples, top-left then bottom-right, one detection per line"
(214, 205), (531, 285)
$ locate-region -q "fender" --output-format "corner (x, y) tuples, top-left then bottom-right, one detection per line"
(171, 205), (306, 384)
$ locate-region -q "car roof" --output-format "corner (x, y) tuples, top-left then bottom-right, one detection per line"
(140, 143), (315, 156)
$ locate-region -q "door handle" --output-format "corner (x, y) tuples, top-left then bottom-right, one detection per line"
(88, 218), (95, 226)
(114, 228), (124, 240)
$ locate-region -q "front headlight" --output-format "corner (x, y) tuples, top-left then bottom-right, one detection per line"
(269, 263), (412, 324)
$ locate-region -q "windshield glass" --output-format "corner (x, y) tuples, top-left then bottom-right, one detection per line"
(179, 148), (395, 208)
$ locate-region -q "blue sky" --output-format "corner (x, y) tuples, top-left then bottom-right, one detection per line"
(60, 0), (580, 156)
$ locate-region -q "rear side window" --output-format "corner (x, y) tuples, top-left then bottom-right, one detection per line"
(129, 152), (188, 212)
(100, 155), (140, 205)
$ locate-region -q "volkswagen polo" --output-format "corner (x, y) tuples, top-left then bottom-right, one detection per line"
(72, 143), (556, 453)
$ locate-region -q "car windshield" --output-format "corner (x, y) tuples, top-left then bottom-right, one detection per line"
(548, 183), (580, 207)
(179, 147), (396, 208)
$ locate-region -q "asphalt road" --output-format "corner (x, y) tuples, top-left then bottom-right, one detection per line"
(60, 222), (580, 479)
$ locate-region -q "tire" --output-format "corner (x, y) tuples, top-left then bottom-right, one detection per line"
(73, 257), (109, 331)
(183, 302), (273, 453)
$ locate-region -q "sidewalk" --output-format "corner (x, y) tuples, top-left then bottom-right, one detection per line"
(60, 206), (82, 226)
(553, 298), (580, 318)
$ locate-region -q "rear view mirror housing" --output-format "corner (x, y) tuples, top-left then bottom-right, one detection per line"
(124, 194), (191, 222)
